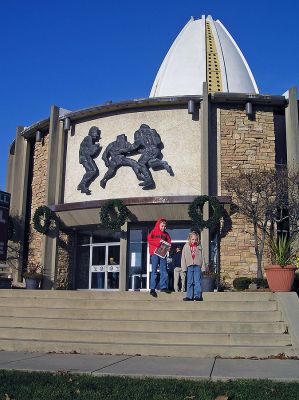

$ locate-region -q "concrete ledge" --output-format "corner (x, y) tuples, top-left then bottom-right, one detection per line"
(276, 292), (299, 356)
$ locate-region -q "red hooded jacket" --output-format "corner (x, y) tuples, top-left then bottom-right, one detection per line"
(147, 218), (171, 256)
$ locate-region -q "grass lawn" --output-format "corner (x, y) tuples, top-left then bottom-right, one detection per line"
(1, 370), (299, 400)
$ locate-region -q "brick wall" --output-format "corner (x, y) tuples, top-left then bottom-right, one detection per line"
(219, 106), (276, 283)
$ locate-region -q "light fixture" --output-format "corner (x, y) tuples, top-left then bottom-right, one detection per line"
(35, 130), (42, 142)
(245, 102), (253, 116)
(188, 99), (195, 114)
(64, 117), (71, 131)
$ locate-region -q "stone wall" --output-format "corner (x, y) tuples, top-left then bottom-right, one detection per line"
(55, 229), (73, 289)
(26, 134), (73, 288)
(219, 106), (276, 284)
(27, 134), (49, 266)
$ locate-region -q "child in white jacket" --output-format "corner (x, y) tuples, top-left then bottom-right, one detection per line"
(181, 231), (206, 301)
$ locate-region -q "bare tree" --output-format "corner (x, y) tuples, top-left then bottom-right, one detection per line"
(225, 167), (299, 279)
(6, 215), (24, 272)
(275, 167), (299, 236)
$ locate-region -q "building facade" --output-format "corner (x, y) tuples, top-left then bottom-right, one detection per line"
(6, 16), (299, 290)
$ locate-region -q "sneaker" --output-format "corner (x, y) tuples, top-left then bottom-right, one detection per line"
(194, 296), (203, 301)
(150, 289), (157, 298)
(160, 288), (171, 293)
(183, 297), (192, 301)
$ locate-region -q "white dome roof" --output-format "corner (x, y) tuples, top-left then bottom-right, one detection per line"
(150, 15), (259, 97)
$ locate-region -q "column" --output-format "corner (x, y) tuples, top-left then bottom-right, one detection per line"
(201, 82), (210, 262)
(41, 106), (65, 288)
(7, 126), (31, 282)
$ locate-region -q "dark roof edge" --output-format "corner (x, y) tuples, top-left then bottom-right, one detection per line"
(58, 96), (203, 122)
(21, 117), (50, 139)
(20, 93), (288, 139)
(21, 96), (202, 139)
(210, 92), (287, 106)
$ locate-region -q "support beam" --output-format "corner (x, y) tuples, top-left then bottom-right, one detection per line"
(7, 126), (30, 282)
(201, 82), (210, 263)
(41, 106), (65, 288)
(119, 222), (128, 291)
(285, 87), (299, 171)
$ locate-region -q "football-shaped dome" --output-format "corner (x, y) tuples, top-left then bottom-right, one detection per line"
(150, 15), (258, 97)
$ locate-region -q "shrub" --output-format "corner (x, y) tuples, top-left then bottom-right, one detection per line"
(233, 277), (252, 291)
(252, 278), (269, 288)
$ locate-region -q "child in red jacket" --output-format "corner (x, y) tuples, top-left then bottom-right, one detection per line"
(147, 218), (171, 297)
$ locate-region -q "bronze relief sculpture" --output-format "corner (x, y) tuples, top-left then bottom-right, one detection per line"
(77, 126), (101, 195)
(100, 134), (143, 189)
(77, 124), (174, 193)
(132, 124), (174, 190)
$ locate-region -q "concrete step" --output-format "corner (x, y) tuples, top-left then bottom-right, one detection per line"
(0, 289), (274, 302)
(0, 338), (294, 358)
(0, 317), (287, 334)
(0, 290), (293, 359)
(0, 306), (282, 322)
(0, 297), (278, 311)
(0, 327), (291, 346)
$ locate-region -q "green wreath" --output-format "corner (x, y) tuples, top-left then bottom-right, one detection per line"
(188, 195), (222, 231)
(33, 205), (57, 234)
(100, 199), (130, 230)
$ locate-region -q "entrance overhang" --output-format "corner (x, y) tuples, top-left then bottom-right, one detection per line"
(51, 195), (231, 228)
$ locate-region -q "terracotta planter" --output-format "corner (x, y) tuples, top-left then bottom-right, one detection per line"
(264, 264), (296, 292)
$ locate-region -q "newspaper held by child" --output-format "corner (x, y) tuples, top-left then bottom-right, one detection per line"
(154, 239), (171, 258)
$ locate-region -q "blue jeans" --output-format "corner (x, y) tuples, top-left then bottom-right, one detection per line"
(186, 265), (202, 299)
(150, 254), (168, 290)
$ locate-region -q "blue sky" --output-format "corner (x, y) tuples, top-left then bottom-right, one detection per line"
(1, 0), (299, 192)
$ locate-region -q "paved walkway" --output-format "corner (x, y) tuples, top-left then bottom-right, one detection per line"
(1, 351), (299, 381)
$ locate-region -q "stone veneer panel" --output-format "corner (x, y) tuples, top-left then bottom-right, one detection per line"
(55, 230), (73, 289)
(27, 134), (49, 266)
(219, 106), (276, 283)
(27, 133), (73, 287)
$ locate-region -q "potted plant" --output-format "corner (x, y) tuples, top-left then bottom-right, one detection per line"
(201, 263), (217, 292)
(264, 234), (297, 292)
(23, 263), (43, 289)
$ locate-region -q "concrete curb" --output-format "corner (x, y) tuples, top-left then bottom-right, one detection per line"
(1, 352), (299, 381)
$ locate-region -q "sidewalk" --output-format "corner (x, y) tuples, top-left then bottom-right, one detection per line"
(1, 351), (299, 381)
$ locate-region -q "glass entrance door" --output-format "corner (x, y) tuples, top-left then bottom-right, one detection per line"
(127, 225), (189, 291)
(90, 243), (120, 290)
(127, 229), (148, 291)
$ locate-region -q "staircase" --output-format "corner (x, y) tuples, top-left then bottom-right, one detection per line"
(0, 290), (296, 358)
